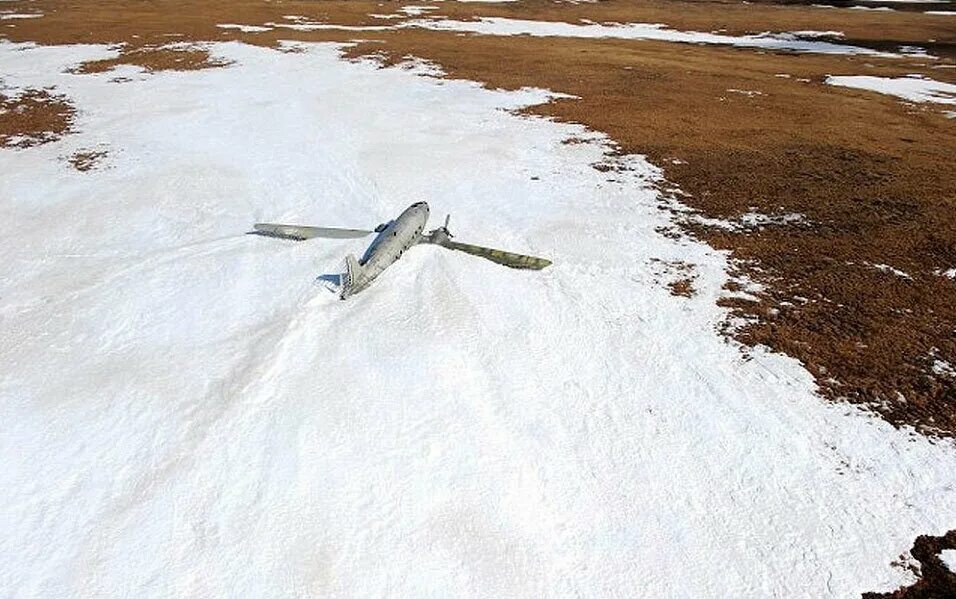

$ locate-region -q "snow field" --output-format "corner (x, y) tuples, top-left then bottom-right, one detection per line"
(0, 40), (954, 598)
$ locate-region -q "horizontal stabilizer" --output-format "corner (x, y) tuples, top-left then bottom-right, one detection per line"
(252, 223), (373, 241)
(316, 272), (344, 295)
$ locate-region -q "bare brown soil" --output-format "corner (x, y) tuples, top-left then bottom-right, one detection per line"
(68, 149), (107, 171)
(73, 46), (231, 74)
(652, 258), (700, 297)
(1, 0), (954, 435)
(863, 530), (956, 599)
(0, 88), (74, 148)
(669, 277), (697, 297)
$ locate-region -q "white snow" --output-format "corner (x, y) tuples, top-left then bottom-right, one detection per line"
(685, 210), (807, 231)
(869, 262), (913, 279)
(400, 5), (441, 16)
(726, 88), (765, 97)
(407, 17), (917, 57)
(1, 39), (956, 598)
(217, 23), (273, 33)
(739, 211), (806, 227)
(0, 12), (42, 19)
(932, 359), (956, 379)
(941, 549), (956, 573)
(826, 74), (956, 104)
(790, 30), (844, 38)
(264, 21), (395, 32)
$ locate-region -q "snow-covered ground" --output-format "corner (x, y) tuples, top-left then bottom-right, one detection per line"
(826, 74), (956, 105)
(1, 39), (955, 598)
(941, 549), (956, 573)
(407, 17), (925, 57)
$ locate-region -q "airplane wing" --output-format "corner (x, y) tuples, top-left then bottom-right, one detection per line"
(251, 223), (374, 241)
(438, 239), (552, 270)
(420, 215), (551, 270)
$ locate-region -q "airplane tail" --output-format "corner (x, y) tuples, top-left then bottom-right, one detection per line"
(344, 254), (362, 290)
(316, 254), (362, 299)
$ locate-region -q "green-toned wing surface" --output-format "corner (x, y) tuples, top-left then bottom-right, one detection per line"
(252, 223), (373, 241)
(442, 240), (551, 270)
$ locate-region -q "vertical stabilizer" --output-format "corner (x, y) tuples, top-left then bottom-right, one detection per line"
(340, 254), (364, 299)
(316, 255), (361, 298)
(344, 254), (361, 287)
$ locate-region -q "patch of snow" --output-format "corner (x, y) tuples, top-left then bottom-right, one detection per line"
(941, 549), (956, 573)
(1, 39), (955, 598)
(400, 4), (440, 15)
(396, 54), (445, 77)
(868, 262), (912, 279)
(264, 21), (396, 32)
(217, 23), (273, 33)
(897, 45), (935, 58)
(850, 6), (896, 11)
(924, 10), (956, 15)
(0, 12), (42, 19)
(932, 360), (956, 378)
(739, 211), (806, 227)
(938, 267), (956, 278)
(826, 74), (956, 105)
(726, 88), (764, 97)
(407, 17), (917, 57)
(791, 30), (844, 38)
(689, 211), (807, 231)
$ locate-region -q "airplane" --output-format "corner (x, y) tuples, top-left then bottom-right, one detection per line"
(251, 201), (551, 299)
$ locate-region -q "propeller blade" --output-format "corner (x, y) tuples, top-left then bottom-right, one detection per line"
(252, 223), (373, 241)
(440, 240), (551, 270)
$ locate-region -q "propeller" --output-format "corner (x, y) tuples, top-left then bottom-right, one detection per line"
(424, 214), (551, 270)
(251, 223), (373, 241)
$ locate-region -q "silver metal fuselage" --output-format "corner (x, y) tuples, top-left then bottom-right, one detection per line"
(342, 202), (429, 298)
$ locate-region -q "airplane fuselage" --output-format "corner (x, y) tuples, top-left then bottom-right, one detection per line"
(342, 202), (430, 298)
(254, 200), (549, 299)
